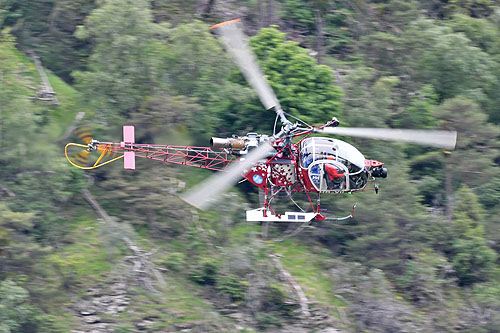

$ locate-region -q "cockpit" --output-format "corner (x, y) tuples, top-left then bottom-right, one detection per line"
(299, 137), (368, 192)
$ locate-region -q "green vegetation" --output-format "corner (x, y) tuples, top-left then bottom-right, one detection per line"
(0, 0), (499, 331)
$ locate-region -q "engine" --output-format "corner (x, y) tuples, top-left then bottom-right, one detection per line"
(210, 133), (271, 155)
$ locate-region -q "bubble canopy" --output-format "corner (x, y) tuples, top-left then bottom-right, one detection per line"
(300, 137), (366, 172)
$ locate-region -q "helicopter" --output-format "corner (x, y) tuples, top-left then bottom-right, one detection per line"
(65, 19), (457, 223)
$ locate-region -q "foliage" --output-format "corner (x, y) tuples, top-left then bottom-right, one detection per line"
(0, 279), (33, 332)
(416, 26), (497, 101)
(449, 186), (497, 285)
(248, 26), (343, 127)
(0, 279), (59, 332)
(477, 176), (500, 208)
(255, 312), (283, 330)
(74, 0), (167, 122)
(161, 20), (249, 140)
(190, 258), (219, 285)
(1, 0), (500, 331)
(0, 0), (96, 81)
(394, 249), (451, 304)
(0, 203), (39, 277)
(392, 84), (439, 129)
(164, 252), (186, 272)
(216, 274), (249, 301)
(279, 0), (354, 55)
(434, 97), (499, 189)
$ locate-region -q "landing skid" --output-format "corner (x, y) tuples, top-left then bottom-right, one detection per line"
(246, 208), (318, 222)
(245, 204), (356, 223)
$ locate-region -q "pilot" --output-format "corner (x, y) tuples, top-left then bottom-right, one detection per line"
(323, 163), (345, 190)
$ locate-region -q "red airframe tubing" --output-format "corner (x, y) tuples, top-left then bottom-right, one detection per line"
(107, 142), (235, 172)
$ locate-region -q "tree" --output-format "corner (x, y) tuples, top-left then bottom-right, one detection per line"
(0, 279), (58, 332)
(0, 203), (37, 276)
(131, 90), (202, 143)
(150, 0), (198, 25)
(392, 84), (438, 129)
(0, 279), (33, 332)
(161, 20), (254, 140)
(450, 186), (497, 285)
(74, 0), (167, 122)
(416, 27), (497, 101)
(0, 0), (96, 81)
(434, 97), (499, 189)
(246, 26), (343, 128)
(418, 0), (498, 18)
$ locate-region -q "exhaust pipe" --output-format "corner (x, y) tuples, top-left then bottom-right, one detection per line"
(210, 137), (245, 150)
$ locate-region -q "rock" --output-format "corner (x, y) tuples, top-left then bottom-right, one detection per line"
(174, 323), (193, 330)
(80, 306), (98, 316)
(104, 305), (118, 315)
(83, 315), (101, 324)
(136, 320), (155, 330)
(89, 323), (108, 330)
(86, 288), (100, 296)
(97, 296), (113, 304)
(228, 312), (244, 320)
(317, 328), (341, 333)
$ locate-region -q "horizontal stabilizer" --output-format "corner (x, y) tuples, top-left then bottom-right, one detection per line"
(123, 126), (135, 170)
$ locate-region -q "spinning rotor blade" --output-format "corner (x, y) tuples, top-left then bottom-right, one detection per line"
(181, 142), (274, 210)
(211, 19), (283, 115)
(74, 149), (91, 166)
(74, 126), (93, 144)
(318, 127), (457, 150)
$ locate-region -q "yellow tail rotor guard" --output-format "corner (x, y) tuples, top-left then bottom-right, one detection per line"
(65, 143), (124, 170)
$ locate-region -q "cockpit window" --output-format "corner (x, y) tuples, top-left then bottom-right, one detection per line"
(300, 137), (368, 191)
(300, 137), (365, 171)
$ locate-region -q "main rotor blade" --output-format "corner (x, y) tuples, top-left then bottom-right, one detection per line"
(181, 143), (274, 210)
(318, 127), (457, 150)
(211, 19), (281, 113)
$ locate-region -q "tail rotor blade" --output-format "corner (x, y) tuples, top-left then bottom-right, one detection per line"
(74, 149), (91, 166)
(211, 19), (281, 113)
(318, 127), (457, 150)
(181, 142), (274, 210)
(74, 126), (93, 144)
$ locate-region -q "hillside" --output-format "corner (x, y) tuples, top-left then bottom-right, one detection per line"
(1, 0), (500, 332)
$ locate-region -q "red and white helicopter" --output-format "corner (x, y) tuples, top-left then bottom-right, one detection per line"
(65, 19), (457, 223)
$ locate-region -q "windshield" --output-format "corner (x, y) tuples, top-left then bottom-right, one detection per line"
(300, 137), (365, 171)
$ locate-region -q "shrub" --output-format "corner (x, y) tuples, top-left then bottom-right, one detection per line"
(216, 274), (249, 301)
(189, 258), (218, 285)
(164, 252), (185, 272)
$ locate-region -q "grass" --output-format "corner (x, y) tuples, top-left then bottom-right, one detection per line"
(120, 276), (232, 330)
(47, 214), (112, 281)
(270, 239), (346, 311)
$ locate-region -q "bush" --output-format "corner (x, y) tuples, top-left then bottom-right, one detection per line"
(164, 252), (185, 272)
(189, 258), (218, 285)
(216, 275), (249, 301)
(255, 313), (283, 330)
(261, 284), (291, 314)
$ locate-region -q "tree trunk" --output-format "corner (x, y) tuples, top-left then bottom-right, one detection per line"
(202, 0), (215, 16)
(445, 154), (453, 221)
(315, 9), (324, 64)
(267, 0), (275, 26)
